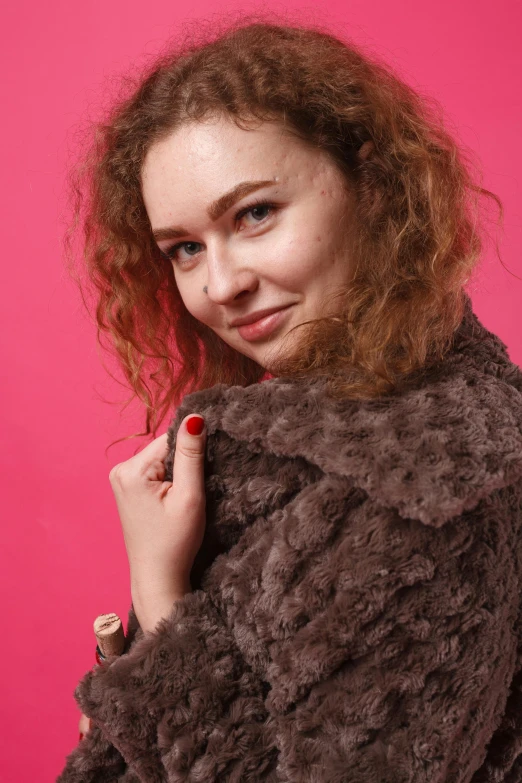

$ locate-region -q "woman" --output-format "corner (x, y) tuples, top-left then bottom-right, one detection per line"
(58, 18), (522, 783)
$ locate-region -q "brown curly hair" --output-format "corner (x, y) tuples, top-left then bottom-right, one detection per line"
(64, 10), (505, 446)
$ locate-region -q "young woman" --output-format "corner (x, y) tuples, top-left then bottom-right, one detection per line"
(58, 18), (522, 783)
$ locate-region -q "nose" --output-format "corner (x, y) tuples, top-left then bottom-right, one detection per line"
(203, 237), (259, 304)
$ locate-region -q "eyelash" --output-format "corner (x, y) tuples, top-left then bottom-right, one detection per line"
(160, 199), (277, 264)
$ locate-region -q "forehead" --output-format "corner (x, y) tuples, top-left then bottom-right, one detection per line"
(143, 116), (306, 175)
(140, 116), (333, 218)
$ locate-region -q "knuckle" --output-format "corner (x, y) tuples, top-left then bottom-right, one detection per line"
(177, 443), (204, 460)
(108, 465), (119, 482)
(109, 463), (127, 485)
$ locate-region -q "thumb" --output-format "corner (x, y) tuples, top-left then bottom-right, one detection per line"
(172, 414), (207, 494)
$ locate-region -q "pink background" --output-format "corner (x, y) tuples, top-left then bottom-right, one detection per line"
(1, 1), (521, 780)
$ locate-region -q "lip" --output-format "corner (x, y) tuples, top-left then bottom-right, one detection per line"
(229, 305), (294, 328)
(235, 305), (294, 341)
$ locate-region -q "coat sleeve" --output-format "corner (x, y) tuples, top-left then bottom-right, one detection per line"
(56, 590), (279, 783)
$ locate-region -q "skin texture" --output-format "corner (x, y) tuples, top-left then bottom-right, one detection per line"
(141, 114), (361, 372)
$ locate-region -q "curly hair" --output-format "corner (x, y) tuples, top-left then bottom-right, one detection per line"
(64, 10), (505, 446)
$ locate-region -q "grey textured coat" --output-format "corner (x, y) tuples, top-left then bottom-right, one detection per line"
(57, 294), (522, 783)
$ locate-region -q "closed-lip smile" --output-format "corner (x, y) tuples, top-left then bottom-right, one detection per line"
(229, 305), (292, 328)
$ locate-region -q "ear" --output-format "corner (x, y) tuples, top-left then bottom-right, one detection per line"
(357, 140), (374, 161)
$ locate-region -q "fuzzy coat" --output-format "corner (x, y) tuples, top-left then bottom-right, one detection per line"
(57, 293), (522, 783)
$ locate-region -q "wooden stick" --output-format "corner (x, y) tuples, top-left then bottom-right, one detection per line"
(93, 612), (126, 659)
(79, 613), (126, 741)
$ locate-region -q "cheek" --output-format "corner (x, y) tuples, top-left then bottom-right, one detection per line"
(261, 215), (331, 287)
(176, 278), (224, 332)
(274, 231), (332, 288)
(175, 277), (204, 320)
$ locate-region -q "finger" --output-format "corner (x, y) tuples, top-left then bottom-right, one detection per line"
(172, 414), (206, 497)
(142, 458), (168, 483)
(135, 431), (170, 463)
(113, 433), (170, 478)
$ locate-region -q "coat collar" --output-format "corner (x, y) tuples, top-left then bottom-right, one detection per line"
(166, 294), (522, 528)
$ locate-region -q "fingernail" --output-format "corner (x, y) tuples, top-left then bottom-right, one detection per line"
(79, 733), (84, 742)
(186, 415), (205, 436)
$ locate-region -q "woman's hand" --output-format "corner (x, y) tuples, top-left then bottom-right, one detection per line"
(108, 414), (207, 631)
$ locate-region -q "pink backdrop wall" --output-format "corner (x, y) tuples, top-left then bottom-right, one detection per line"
(1, 1), (521, 780)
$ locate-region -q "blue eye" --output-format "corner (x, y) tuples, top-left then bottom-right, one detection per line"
(238, 201), (274, 223)
(161, 199), (276, 265)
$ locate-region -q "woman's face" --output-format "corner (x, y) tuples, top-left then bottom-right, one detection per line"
(141, 115), (358, 371)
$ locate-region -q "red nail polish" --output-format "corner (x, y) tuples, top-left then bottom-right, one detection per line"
(79, 733), (84, 742)
(186, 415), (204, 435)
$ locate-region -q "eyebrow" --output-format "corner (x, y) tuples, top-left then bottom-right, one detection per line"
(151, 179), (277, 242)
